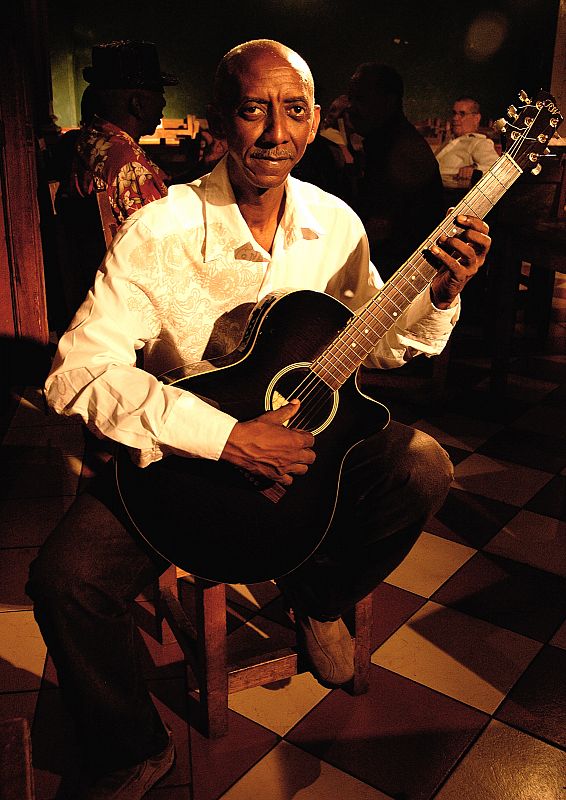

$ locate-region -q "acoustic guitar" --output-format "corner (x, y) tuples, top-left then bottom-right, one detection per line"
(115, 90), (562, 584)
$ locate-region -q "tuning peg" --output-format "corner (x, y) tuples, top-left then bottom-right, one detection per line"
(493, 118), (507, 133)
(519, 90), (531, 103)
(507, 105), (518, 119)
(537, 134), (549, 143)
(528, 153), (539, 163)
(543, 147), (551, 155)
(531, 163), (542, 176)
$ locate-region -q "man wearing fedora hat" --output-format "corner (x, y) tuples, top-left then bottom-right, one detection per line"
(68, 40), (178, 226)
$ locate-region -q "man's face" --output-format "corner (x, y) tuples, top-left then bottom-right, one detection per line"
(218, 49), (320, 193)
(139, 89), (167, 136)
(451, 100), (480, 137)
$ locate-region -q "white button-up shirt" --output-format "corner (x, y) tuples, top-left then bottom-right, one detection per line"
(435, 133), (499, 188)
(45, 156), (458, 467)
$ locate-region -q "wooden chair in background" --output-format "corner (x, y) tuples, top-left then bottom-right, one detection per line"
(51, 190), (107, 334)
(95, 189), (118, 247)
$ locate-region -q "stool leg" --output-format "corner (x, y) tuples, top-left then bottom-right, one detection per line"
(195, 581), (229, 738)
(351, 594), (372, 695)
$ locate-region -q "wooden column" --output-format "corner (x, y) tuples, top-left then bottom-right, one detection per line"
(0, 7), (49, 345)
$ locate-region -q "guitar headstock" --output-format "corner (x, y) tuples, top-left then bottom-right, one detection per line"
(494, 89), (563, 175)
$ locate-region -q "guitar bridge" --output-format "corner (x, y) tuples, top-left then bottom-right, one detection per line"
(261, 483), (286, 504)
(239, 468), (286, 504)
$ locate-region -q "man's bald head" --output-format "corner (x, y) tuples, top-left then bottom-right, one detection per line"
(213, 39), (315, 112)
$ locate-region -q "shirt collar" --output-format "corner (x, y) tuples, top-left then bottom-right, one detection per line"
(203, 155), (327, 262)
(454, 132), (485, 140)
(91, 116), (138, 147)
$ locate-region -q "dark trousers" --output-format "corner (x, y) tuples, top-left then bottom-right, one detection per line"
(26, 420), (453, 772)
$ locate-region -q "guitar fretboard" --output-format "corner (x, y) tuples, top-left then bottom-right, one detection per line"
(312, 152), (523, 391)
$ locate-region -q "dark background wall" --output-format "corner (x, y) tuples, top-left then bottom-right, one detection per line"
(47, 0), (559, 129)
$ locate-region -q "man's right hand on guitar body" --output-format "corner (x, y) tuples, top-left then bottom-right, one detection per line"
(221, 399), (316, 486)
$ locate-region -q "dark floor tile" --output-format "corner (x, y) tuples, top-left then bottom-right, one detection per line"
(0, 392), (24, 443)
(447, 360), (491, 390)
(189, 704), (278, 800)
(476, 428), (566, 473)
(252, 592), (295, 631)
(0, 547), (38, 608)
(495, 645), (566, 749)
(0, 455), (78, 500)
(542, 381), (566, 404)
(507, 354), (566, 384)
(368, 583), (426, 650)
(31, 685), (81, 800)
(441, 444), (472, 467)
(286, 665), (488, 800)
(525, 475), (566, 521)
(386, 402), (427, 426)
(427, 489), (519, 548)
(513, 401), (566, 436)
(136, 609), (186, 682)
(441, 388), (530, 425)
(147, 678), (193, 792)
(432, 551), (566, 642)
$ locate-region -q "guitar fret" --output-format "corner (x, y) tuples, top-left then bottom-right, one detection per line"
(318, 342), (358, 373)
(351, 325), (376, 348)
(314, 359), (355, 389)
(469, 185), (495, 210)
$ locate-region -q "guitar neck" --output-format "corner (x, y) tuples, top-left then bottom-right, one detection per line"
(312, 151), (524, 391)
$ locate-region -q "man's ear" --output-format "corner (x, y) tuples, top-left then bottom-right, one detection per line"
(206, 104), (226, 138)
(307, 105), (321, 144)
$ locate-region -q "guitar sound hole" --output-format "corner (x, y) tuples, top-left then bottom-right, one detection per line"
(267, 364), (337, 435)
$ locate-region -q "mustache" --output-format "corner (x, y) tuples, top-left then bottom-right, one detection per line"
(250, 148), (294, 159)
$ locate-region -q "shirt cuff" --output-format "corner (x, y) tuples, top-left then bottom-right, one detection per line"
(158, 388), (238, 460)
(397, 289), (460, 354)
(408, 287), (460, 326)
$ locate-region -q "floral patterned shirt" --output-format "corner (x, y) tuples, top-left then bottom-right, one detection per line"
(70, 116), (169, 225)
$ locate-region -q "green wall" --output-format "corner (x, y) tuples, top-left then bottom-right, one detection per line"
(47, 0), (559, 129)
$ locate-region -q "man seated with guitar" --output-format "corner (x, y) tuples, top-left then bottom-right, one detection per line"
(28, 39), (491, 799)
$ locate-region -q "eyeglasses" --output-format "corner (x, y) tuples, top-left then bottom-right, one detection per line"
(452, 110), (479, 117)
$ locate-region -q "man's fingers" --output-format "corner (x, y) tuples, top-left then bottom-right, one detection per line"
(455, 214), (489, 234)
(267, 398), (300, 425)
(263, 401), (316, 447)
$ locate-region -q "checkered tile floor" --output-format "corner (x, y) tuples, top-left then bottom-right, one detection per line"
(1, 273), (565, 799)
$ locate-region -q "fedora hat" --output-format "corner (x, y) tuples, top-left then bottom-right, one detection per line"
(83, 40), (178, 91)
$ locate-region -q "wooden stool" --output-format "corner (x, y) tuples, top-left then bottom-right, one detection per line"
(155, 564), (372, 738)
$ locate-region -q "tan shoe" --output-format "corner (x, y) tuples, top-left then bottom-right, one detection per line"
(79, 728), (175, 799)
(296, 615), (355, 687)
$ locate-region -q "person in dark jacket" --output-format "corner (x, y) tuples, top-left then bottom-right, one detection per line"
(348, 63), (445, 281)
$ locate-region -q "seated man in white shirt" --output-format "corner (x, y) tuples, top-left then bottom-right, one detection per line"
(435, 96), (499, 189)
(27, 39), (491, 799)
